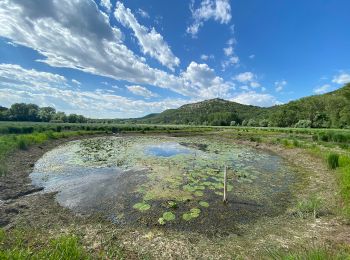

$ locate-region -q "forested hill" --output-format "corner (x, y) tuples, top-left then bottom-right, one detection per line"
(136, 83), (350, 128)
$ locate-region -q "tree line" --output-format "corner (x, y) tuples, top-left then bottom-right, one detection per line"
(0, 103), (88, 123)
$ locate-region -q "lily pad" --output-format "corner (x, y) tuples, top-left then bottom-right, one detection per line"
(199, 201), (209, 207)
(163, 211), (176, 221)
(133, 202), (151, 211)
(194, 191), (204, 196)
(182, 213), (192, 221)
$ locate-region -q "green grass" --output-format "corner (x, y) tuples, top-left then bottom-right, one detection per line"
(266, 246), (350, 260)
(0, 229), (87, 260)
(328, 153), (340, 169)
(337, 155), (350, 220)
(296, 196), (323, 218)
(0, 228), (128, 260)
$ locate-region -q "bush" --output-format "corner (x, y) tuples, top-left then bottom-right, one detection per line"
(17, 138), (28, 150)
(295, 119), (312, 128)
(328, 153), (339, 169)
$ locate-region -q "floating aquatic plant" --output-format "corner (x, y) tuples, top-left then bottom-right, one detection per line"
(133, 202), (151, 211)
(199, 201), (209, 207)
(162, 212), (176, 221)
(182, 208), (201, 221)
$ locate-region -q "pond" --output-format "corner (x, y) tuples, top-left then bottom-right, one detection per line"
(30, 136), (299, 235)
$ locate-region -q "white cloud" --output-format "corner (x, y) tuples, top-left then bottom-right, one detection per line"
(223, 46), (233, 56)
(235, 72), (254, 82)
(313, 84), (331, 94)
(249, 54), (255, 59)
(114, 2), (180, 71)
(181, 61), (233, 99)
(0, 0), (189, 97)
(100, 0), (112, 13)
(232, 91), (279, 107)
(0, 63), (189, 118)
(200, 54), (214, 61)
(221, 38), (239, 69)
(72, 79), (81, 85)
(275, 80), (287, 92)
(137, 8), (150, 19)
(127, 85), (158, 98)
(332, 73), (350, 85)
(187, 0), (231, 36)
(234, 72), (262, 91)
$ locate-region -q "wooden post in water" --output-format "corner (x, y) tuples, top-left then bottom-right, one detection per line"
(223, 165), (228, 203)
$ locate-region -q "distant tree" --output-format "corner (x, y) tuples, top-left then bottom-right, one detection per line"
(52, 111), (67, 123)
(9, 103), (39, 121)
(38, 107), (56, 122)
(312, 112), (330, 128)
(294, 119), (312, 128)
(247, 119), (258, 127)
(259, 119), (269, 127)
(68, 113), (79, 123)
(0, 106), (9, 121)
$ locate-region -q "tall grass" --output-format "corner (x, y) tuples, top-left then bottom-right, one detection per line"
(266, 246), (350, 260)
(338, 155), (350, 220)
(296, 196), (323, 218)
(328, 153), (339, 169)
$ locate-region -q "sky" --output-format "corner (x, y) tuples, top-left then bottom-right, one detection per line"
(0, 0), (350, 118)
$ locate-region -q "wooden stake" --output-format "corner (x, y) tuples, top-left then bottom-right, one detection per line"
(223, 165), (228, 203)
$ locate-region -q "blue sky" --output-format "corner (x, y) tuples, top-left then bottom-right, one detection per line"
(0, 0), (349, 118)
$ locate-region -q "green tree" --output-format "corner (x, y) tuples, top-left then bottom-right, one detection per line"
(38, 107), (56, 122)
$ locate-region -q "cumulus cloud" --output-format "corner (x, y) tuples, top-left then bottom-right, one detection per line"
(232, 91), (279, 107)
(332, 73), (350, 85)
(127, 85), (158, 98)
(100, 0), (112, 13)
(181, 61), (233, 99)
(187, 0), (231, 36)
(114, 2), (180, 70)
(0, 63), (188, 118)
(233, 72), (261, 89)
(235, 72), (254, 82)
(313, 84), (331, 94)
(0, 0), (188, 96)
(275, 80), (287, 92)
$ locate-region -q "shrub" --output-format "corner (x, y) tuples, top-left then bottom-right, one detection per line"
(17, 138), (28, 150)
(294, 119), (312, 128)
(328, 153), (339, 169)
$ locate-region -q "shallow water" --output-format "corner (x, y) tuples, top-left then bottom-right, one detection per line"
(143, 142), (194, 157)
(30, 135), (299, 234)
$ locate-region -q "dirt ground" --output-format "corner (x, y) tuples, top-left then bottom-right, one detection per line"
(1, 133), (349, 259)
